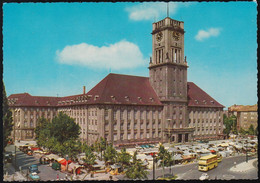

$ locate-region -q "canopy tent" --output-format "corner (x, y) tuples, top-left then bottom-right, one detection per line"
(182, 155), (195, 160)
(168, 147), (178, 153)
(68, 162), (83, 174)
(110, 164), (122, 169)
(218, 143), (229, 147)
(44, 154), (60, 161)
(173, 154), (183, 160)
(58, 158), (72, 166)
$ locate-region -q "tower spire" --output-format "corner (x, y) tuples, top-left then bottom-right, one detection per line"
(167, 2), (169, 17)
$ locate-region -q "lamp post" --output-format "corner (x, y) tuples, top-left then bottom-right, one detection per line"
(167, 119), (171, 144)
(150, 153), (156, 180)
(13, 120), (17, 172)
(245, 139), (248, 163)
(65, 154), (69, 172)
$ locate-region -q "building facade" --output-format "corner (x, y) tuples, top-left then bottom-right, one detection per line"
(8, 17), (224, 145)
(228, 104), (258, 131)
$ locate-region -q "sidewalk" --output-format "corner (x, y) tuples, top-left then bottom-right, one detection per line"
(229, 158), (257, 172)
(3, 163), (27, 181)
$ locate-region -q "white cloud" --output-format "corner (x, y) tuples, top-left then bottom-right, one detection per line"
(56, 40), (147, 70)
(125, 2), (178, 21)
(195, 28), (221, 41)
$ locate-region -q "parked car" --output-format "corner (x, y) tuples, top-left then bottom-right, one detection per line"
(29, 165), (39, 173)
(4, 153), (12, 163)
(156, 174), (177, 180)
(199, 173), (209, 180)
(29, 172), (40, 181)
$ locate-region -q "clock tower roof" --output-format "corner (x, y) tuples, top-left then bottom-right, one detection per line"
(152, 17), (184, 34)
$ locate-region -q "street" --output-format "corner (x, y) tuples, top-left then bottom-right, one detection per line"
(5, 145), (67, 181)
(150, 155), (258, 180)
(116, 155), (258, 180)
(4, 144), (258, 181)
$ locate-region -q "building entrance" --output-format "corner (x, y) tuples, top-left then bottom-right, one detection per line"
(178, 134), (182, 143)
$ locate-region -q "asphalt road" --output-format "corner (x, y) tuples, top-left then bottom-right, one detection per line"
(116, 155), (258, 180)
(4, 145), (67, 181)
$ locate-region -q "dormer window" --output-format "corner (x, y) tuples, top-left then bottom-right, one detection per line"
(88, 95), (92, 98)
(195, 100), (198, 104)
(150, 97), (154, 102)
(138, 97), (142, 101)
(94, 95), (99, 101)
(210, 100), (214, 104)
(125, 96), (129, 101)
(203, 100), (206, 104)
(111, 96), (115, 101)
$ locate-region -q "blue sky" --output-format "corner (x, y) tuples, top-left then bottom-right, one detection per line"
(3, 2), (257, 109)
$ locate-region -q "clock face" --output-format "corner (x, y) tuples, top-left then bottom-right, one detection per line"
(173, 31), (180, 41)
(156, 32), (163, 42)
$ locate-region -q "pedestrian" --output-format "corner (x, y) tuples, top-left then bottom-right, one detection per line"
(65, 174), (68, 180)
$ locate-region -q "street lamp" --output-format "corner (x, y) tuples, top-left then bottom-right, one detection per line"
(150, 152), (157, 180)
(245, 139), (248, 163)
(167, 119), (171, 144)
(65, 154), (69, 171)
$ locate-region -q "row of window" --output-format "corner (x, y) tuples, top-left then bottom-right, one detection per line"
(113, 131), (161, 140)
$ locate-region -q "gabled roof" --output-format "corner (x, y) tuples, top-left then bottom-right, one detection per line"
(85, 73), (162, 106)
(8, 93), (59, 107)
(8, 74), (224, 108)
(187, 82), (224, 108)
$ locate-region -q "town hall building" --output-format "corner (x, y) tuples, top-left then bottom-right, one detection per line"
(8, 17), (225, 146)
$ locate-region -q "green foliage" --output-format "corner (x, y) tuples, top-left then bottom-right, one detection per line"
(223, 114), (237, 136)
(103, 144), (117, 164)
(50, 112), (81, 144)
(254, 125), (258, 136)
(3, 82), (14, 149)
(248, 124), (255, 135)
(34, 112), (81, 157)
(239, 127), (247, 135)
(157, 144), (172, 177)
(117, 147), (131, 168)
(82, 144), (96, 170)
(125, 150), (148, 180)
(99, 137), (107, 160)
(35, 117), (50, 147)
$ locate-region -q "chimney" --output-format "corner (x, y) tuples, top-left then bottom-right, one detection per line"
(83, 86), (86, 94)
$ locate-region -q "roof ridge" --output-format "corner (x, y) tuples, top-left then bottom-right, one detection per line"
(109, 73), (148, 79)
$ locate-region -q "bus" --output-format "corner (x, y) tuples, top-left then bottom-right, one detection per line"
(198, 154), (218, 171)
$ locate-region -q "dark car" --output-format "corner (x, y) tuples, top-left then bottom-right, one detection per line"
(4, 153), (12, 163)
(156, 174), (177, 180)
(29, 165), (39, 173)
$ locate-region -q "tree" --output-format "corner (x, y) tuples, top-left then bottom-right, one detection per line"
(3, 82), (14, 149)
(125, 151), (148, 180)
(82, 144), (96, 171)
(254, 125), (258, 136)
(103, 144), (117, 164)
(34, 112), (81, 157)
(35, 117), (50, 148)
(165, 151), (174, 174)
(223, 114), (237, 137)
(99, 137), (107, 161)
(117, 147), (131, 169)
(239, 127), (247, 135)
(50, 112), (81, 144)
(62, 139), (81, 160)
(157, 144), (168, 177)
(248, 124), (255, 135)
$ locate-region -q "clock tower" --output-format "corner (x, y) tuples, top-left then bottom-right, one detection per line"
(149, 17), (193, 143)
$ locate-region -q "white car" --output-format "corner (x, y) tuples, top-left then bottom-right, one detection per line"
(199, 173), (209, 180)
